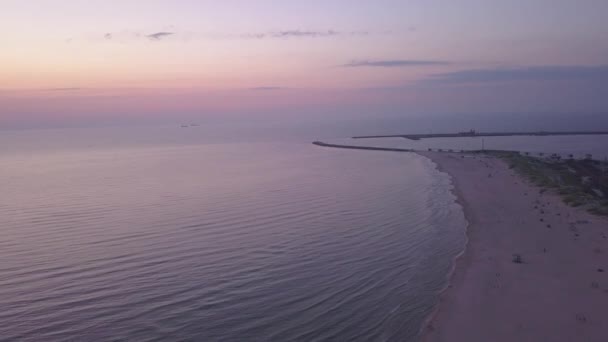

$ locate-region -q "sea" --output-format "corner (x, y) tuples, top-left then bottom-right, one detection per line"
(1, 118), (606, 341)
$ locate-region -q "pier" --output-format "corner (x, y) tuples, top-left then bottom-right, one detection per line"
(312, 141), (412, 152)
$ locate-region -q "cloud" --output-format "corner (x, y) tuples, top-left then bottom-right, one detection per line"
(248, 87), (286, 91)
(146, 32), (174, 40)
(343, 59), (450, 68)
(45, 87), (82, 92)
(0, 87), (83, 95)
(270, 30), (339, 38)
(424, 65), (608, 84)
(240, 30), (369, 39)
(75, 29), (374, 44)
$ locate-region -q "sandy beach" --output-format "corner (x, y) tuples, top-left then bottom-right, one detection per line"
(419, 152), (608, 342)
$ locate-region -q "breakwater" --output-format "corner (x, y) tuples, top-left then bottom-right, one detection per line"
(312, 141), (413, 152)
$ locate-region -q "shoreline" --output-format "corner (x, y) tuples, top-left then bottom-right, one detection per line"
(418, 152), (608, 342)
(416, 152), (472, 339)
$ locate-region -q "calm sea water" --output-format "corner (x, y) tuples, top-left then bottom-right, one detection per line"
(1, 126), (466, 341)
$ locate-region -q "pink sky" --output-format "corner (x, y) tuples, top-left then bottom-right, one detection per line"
(1, 0), (608, 128)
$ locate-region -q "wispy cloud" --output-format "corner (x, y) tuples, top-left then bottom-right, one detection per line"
(342, 59), (450, 68)
(245, 30), (337, 39)
(45, 87), (82, 92)
(248, 87), (286, 91)
(0, 87), (83, 95)
(235, 30), (371, 39)
(80, 29), (372, 43)
(277, 30), (339, 38)
(281, 30), (358, 38)
(424, 65), (608, 84)
(146, 32), (174, 40)
(240, 30), (368, 39)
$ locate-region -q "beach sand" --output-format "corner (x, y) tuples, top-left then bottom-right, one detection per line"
(419, 152), (608, 342)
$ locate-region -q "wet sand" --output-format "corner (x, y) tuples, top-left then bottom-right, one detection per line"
(419, 152), (608, 342)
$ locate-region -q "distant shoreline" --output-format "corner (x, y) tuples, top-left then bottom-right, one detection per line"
(352, 130), (608, 141)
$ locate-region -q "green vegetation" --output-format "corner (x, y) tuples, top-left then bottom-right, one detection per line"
(482, 150), (608, 216)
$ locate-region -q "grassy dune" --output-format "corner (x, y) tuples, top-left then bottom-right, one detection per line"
(485, 151), (608, 216)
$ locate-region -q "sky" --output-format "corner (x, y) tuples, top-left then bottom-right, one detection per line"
(1, 0), (608, 128)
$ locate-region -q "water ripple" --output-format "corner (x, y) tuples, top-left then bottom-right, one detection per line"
(0, 143), (466, 341)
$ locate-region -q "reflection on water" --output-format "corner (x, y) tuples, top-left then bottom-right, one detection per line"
(1, 134), (466, 341)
